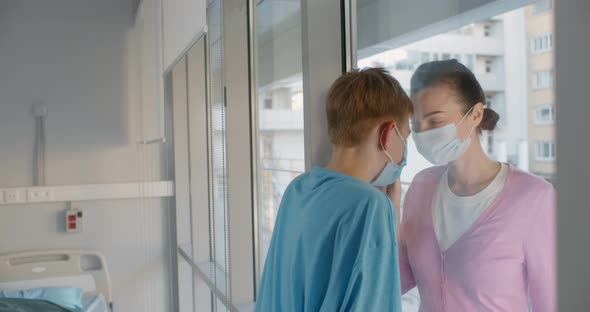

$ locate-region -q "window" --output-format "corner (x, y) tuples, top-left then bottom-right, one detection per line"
(459, 24), (474, 36)
(533, 70), (554, 89)
(536, 141), (556, 160)
(535, 105), (555, 124)
(531, 33), (554, 53)
(484, 24), (491, 37)
(534, 0), (553, 14)
(485, 60), (493, 73)
(355, 2), (557, 307)
(316, 0), (565, 308)
(254, 0), (305, 280)
(487, 135), (494, 154)
(465, 54), (475, 70)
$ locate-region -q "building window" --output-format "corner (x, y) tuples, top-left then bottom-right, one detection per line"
(531, 33), (554, 54)
(485, 60), (493, 73)
(535, 105), (555, 124)
(484, 25), (491, 37)
(465, 54), (475, 70)
(536, 141), (556, 161)
(533, 70), (553, 89)
(486, 95), (493, 108)
(534, 0), (552, 14)
(264, 98), (273, 109)
(420, 52), (430, 63)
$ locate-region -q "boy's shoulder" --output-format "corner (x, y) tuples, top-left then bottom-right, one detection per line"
(301, 167), (387, 196)
(299, 168), (392, 211)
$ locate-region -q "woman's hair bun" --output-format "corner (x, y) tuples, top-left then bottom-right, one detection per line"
(480, 107), (500, 131)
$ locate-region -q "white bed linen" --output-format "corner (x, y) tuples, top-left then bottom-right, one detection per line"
(82, 294), (108, 312)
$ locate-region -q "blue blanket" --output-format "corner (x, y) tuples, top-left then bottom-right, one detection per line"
(0, 298), (73, 312)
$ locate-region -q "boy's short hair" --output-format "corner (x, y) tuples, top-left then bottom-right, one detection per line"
(326, 68), (413, 146)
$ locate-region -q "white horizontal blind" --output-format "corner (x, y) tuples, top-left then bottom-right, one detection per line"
(207, 0), (230, 310)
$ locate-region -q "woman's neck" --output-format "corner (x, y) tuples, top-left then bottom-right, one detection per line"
(447, 141), (501, 196)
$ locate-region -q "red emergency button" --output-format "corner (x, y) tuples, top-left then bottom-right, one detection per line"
(68, 222), (77, 230)
(68, 215), (76, 222)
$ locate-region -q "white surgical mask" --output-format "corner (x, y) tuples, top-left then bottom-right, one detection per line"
(412, 107), (475, 165)
(372, 127), (407, 186)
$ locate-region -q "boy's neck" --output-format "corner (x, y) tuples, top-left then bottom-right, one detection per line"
(326, 145), (381, 183)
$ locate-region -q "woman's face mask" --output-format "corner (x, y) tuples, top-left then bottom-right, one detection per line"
(372, 127), (407, 186)
(412, 106), (475, 165)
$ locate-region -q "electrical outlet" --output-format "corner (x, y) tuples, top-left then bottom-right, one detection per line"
(5, 189), (25, 204)
(66, 209), (83, 233)
(27, 188), (54, 202)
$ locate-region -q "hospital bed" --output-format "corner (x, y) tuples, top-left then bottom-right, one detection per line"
(0, 249), (112, 312)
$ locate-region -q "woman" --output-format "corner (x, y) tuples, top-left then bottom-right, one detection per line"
(398, 60), (556, 311)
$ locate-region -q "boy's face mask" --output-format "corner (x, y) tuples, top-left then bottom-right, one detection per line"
(372, 127), (407, 187)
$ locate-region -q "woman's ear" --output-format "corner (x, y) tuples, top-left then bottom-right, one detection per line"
(471, 102), (485, 128)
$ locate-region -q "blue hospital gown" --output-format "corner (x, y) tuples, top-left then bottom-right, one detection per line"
(255, 167), (402, 312)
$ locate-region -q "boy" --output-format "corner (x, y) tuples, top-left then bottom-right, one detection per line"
(255, 68), (412, 311)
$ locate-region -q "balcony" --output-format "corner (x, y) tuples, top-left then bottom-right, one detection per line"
(259, 109), (304, 131)
(401, 33), (504, 57)
(475, 72), (505, 92)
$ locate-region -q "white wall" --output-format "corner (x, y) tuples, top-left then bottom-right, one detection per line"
(136, 0), (166, 142)
(0, 1), (171, 311)
(162, 0), (207, 70)
(556, 0), (590, 310)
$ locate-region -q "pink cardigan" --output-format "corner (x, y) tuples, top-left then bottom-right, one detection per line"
(400, 165), (556, 312)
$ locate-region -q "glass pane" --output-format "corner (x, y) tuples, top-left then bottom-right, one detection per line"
(207, 0), (229, 306)
(356, 1), (556, 310)
(253, 0), (305, 278)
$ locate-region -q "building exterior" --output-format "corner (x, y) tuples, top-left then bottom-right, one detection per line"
(526, 0), (556, 182)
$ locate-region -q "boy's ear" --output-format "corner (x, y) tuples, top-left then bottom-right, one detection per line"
(379, 120), (396, 149)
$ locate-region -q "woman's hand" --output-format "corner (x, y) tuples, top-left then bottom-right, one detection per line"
(385, 179), (403, 211)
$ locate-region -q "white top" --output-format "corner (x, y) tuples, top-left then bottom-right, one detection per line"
(433, 162), (509, 251)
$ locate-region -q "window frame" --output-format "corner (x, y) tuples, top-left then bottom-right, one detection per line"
(531, 32), (554, 54)
(535, 104), (556, 125)
(168, 0), (257, 310)
(536, 140), (556, 161)
(163, 0), (571, 310)
(533, 0), (553, 15)
(485, 59), (493, 73)
(248, 0), (345, 302)
(533, 70), (554, 89)
(484, 24), (491, 37)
